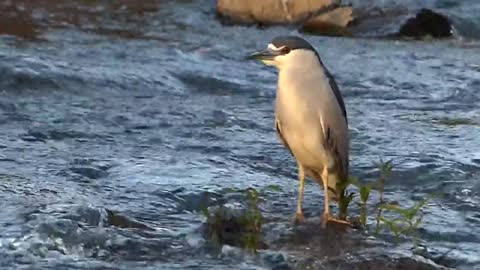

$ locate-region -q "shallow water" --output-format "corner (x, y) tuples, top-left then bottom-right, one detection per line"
(0, 0), (480, 269)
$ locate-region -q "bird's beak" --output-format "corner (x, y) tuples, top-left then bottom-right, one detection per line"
(245, 48), (280, 61)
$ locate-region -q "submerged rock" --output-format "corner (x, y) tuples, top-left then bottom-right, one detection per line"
(294, 253), (448, 270)
(398, 9), (452, 38)
(216, 0), (353, 36)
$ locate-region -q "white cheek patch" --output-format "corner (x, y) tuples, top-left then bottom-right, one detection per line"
(267, 43), (286, 51)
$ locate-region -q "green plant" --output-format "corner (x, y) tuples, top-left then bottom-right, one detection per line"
(347, 159), (432, 249)
(201, 187), (266, 253)
(202, 157), (431, 253)
(349, 176), (373, 227)
(335, 177), (355, 220)
(242, 188), (263, 252)
(375, 159), (393, 233)
(379, 196), (431, 246)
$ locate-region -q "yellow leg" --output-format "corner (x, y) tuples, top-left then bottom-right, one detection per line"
(321, 166), (351, 228)
(321, 166), (331, 228)
(292, 164), (305, 224)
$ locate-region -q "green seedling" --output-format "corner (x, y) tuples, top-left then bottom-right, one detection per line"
(243, 188), (263, 252)
(375, 158), (393, 233)
(378, 216), (405, 239)
(350, 176), (373, 227)
(335, 177), (355, 220)
(202, 156), (430, 253)
(202, 187), (265, 253)
(379, 196), (432, 246)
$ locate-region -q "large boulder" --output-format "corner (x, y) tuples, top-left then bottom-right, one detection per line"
(398, 8), (452, 38)
(216, 0), (353, 35)
(0, 3), (39, 40)
(217, 0), (330, 24)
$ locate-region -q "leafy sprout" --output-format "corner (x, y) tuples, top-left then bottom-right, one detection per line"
(378, 195), (434, 246)
(202, 157), (432, 253)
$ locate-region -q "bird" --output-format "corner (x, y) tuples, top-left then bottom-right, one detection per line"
(246, 36), (349, 228)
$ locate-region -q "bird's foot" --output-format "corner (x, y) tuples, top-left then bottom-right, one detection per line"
(321, 212), (351, 228)
(292, 212), (305, 225)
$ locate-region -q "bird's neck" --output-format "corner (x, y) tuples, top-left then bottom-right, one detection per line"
(278, 61), (327, 89)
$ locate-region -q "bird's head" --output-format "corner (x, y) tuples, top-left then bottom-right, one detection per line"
(246, 36), (320, 69)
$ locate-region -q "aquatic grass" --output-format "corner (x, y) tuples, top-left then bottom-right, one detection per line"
(201, 187), (267, 253)
(375, 159), (393, 233)
(378, 195), (433, 246)
(202, 159), (431, 253)
(341, 159), (392, 228)
(349, 176), (373, 227)
(371, 159), (431, 247)
(242, 188), (263, 251)
(347, 159), (433, 248)
(336, 178), (355, 221)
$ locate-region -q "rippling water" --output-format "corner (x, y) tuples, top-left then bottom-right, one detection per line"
(1, 0), (480, 269)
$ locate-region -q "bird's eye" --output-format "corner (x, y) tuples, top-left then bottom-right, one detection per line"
(281, 47), (291, 54)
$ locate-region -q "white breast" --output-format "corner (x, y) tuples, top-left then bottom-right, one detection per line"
(275, 57), (341, 170)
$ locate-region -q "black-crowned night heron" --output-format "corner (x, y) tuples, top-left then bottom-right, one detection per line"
(247, 36), (349, 228)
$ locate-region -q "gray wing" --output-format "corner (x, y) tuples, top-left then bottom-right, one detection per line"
(319, 86), (349, 182)
(322, 121), (349, 181)
(324, 68), (347, 123)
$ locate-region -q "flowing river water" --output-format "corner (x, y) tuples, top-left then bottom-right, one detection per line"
(0, 0), (479, 269)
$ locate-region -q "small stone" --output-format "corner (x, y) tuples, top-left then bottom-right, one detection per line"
(221, 244), (244, 259)
(185, 233), (206, 248)
(263, 251), (290, 269)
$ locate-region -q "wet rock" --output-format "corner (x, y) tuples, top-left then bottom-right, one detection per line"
(0, 2), (40, 40)
(185, 232), (206, 248)
(105, 209), (152, 230)
(202, 205), (267, 250)
(67, 159), (114, 180)
(65, 206), (153, 231)
(398, 9), (452, 39)
(48, 130), (91, 140)
(0, 0), (163, 42)
(21, 135), (46, 142)
(344, 6), (457, 40)
(216, 0), (353, 36)
(66, 206), (105, 227)
(37, 219), (79, 239)
(21, 129), (90, 142)
(301, 6), (353, 36)
(70, 166), (108, 179)
(220, 244), (245, 260)
(262, 251), (291, 270)
(217, 0), (327, 24)
(319, 254), (447, 270)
